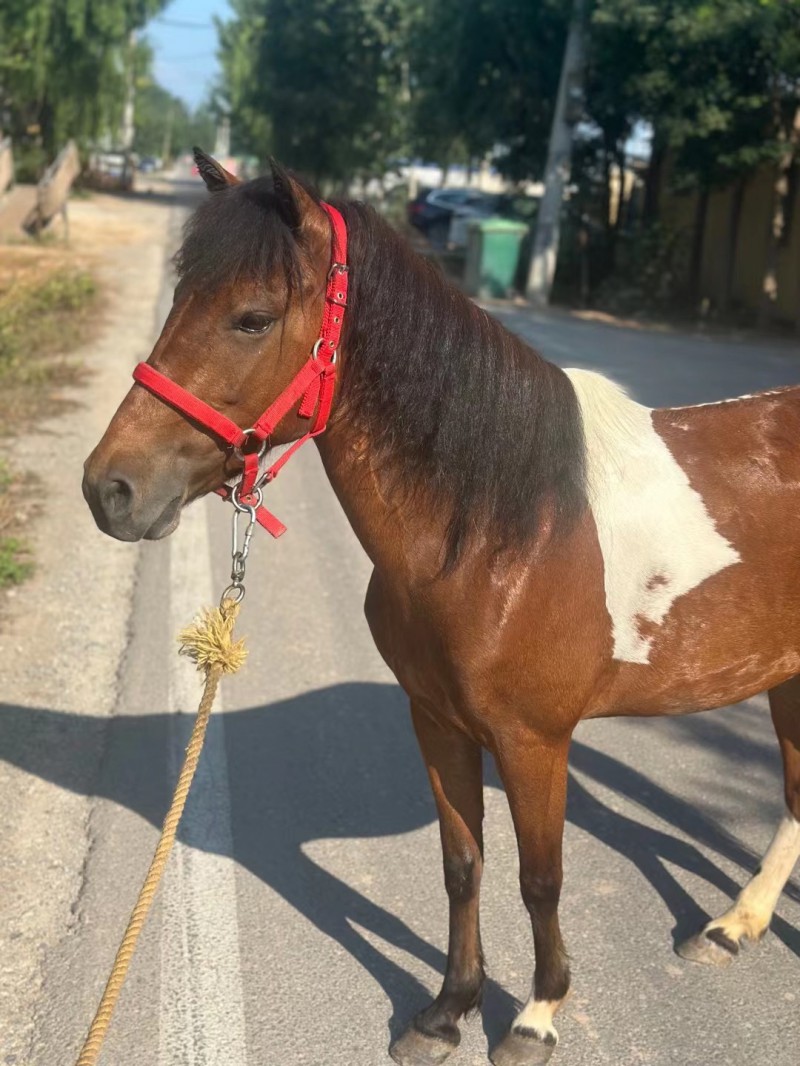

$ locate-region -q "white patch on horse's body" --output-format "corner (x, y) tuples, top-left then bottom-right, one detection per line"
(705, 812), (800, 944)
(513, 997), (560, 1043)
(565, 369), (741, 664)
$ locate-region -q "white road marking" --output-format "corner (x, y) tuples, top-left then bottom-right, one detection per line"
(160, 497), (248, 1065)
(566, 368), (741, 664)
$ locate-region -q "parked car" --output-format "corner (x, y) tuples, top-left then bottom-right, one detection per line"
(407, 187), (497, 248)
(493, 192), (540, 225)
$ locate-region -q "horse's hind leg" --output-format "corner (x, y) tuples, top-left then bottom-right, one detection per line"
(390, 702), (485, 1066)
(678, 676), (800, 967)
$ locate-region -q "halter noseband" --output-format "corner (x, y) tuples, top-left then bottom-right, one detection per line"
(131, 202), (349, 538)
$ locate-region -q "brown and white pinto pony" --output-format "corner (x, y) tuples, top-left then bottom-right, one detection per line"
(83, 153), (800, 1066)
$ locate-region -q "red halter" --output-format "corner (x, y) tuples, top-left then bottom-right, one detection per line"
(132, 202), (348, 538)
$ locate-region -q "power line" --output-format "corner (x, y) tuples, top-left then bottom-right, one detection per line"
(155, 16), (215, 30)
(161, 52), (219, 63)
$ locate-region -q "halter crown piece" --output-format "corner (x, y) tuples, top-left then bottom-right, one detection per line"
(132, 202), (349, 538)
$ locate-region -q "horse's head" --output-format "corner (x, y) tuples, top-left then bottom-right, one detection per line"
(83, 151), (334, 541)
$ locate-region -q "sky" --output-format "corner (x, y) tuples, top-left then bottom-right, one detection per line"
(146, 0), (232, 110)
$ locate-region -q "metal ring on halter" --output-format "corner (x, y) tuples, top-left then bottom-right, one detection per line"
(231, 484), (263, 513)
(232, 427), (268, 462)
(311, 338), (338, 363)
(220, 582), (246, 606)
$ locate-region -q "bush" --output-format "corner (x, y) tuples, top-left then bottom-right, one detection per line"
(588, 224), (693, 316)
(0, 270), (96, 375)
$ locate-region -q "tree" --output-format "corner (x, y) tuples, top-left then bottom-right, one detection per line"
(589, 0), (800, 312)
(0, 0), (170, 160)
(134, 81), (190, 159)
(526, 0), (588, 305)
(218, 0), (408, 185)
(407, 0), (570, 182)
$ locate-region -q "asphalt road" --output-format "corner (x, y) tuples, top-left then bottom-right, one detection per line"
(9, 190), (800, 1066)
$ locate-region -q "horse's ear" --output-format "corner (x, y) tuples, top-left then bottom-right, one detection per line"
(193, 147), (240, 192)
(269, 157), (320, 234)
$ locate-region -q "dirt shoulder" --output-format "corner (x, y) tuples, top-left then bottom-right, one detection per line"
(0, 189), (175, 1063)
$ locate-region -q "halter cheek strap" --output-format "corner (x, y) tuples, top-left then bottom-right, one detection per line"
(131, 202), (349, 538)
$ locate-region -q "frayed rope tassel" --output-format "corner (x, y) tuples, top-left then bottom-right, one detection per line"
(74, 599), (246, 1066)
(178, 599), (248, 674)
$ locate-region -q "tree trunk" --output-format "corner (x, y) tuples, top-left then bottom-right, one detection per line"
(759, 106), (800, 330)
(643, 133), (665, 225)
(720, 176), (746, 318)
(39, 98), (56, 163)
(614, 145), (628, 232)
(526, 0), (588, 306)
(121, 29), (137, 187)
(601, 146), (612, 269)
(688, 185), (710, 312)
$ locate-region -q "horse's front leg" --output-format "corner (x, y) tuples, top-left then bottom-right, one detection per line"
(491, 732), (571, 1066)
(390, 701), (485, 1066)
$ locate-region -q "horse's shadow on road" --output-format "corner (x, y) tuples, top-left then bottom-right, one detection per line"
(1, 683), (799, 1050)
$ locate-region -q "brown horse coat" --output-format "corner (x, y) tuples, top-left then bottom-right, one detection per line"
(83, 156), (800, 1066)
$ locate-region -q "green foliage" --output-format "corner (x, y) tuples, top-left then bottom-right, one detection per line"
(589, 223), (693, 313)
(589, 0), (800, 188)
(0, 461), (33, 590)
(218, 0), (409, 183)
(0, 537), (33, 588)
(0, 0), (171, 157)
(133, 82), (216, 160)
(408, 0), (569, 180)
(12, 143), (50, 183)
(0, 270), (96, 378)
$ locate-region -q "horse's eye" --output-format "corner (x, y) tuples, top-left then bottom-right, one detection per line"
(237, 313), (273, 334)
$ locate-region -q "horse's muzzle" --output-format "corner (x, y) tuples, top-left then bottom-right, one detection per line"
(82, 460), (183, 542)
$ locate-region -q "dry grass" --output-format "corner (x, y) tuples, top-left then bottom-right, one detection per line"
(0, 264), (97, 432)
(0, 460), (36, 589)
(0, 255), (97, 589)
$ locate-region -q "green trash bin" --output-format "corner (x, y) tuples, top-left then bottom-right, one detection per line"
(465, 217), (529, 299)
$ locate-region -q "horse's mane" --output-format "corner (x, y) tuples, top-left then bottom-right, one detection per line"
(176, 176), (587, 568)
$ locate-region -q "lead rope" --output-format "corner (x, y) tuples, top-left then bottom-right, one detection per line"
(74, 497), (256, 1066)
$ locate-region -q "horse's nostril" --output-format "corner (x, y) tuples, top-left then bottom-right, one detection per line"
(100, 476), (135, 519)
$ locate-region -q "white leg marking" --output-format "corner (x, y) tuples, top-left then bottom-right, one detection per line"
(566, 369), (740, 664)
(707, 812), (800, 943)
(513, 997), (560, 1044)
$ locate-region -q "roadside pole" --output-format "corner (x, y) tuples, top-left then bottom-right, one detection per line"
(525, 0), (587, 306)
(121, 29), (137, 189)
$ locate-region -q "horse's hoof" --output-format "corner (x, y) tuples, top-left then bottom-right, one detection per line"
(490, 1029), (556, 1066)
(389, 1026), (458, 1066)
(676, 928), (738, 967)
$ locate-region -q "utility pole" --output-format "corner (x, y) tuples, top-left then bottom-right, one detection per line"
(214, 116), (231, 160)
(121, 29), (137, 187)
(161, 104), (175, 167)
(526, 0), (587, 306)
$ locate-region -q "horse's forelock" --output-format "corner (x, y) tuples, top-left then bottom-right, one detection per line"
(173, 175), (315, 298)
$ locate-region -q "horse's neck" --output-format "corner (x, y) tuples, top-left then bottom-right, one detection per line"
(316, 208), (584, 578)
(315, 420), (449, 579)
